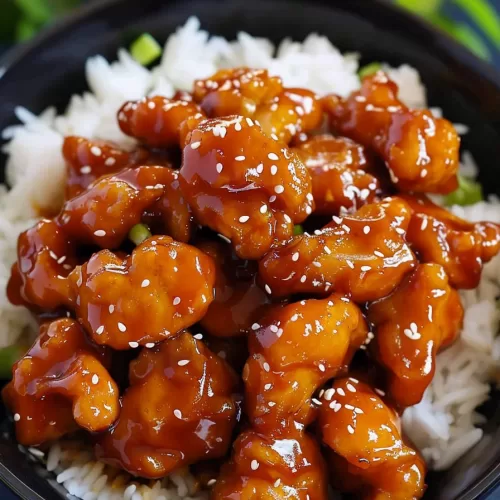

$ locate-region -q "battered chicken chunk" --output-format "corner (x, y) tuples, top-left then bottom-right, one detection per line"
(295, 135), (383, 215)
(3, 318), (119, 446)
(402, 194), (500, 289)
(244, 295), (368, 432)
(319, 378), (426, 499)
(212, 429), (328, 500)
(180, 116), (314, 259)
(118, 96), (204, 148)
(95, 332), (238, 478)
(199, 240), (271, 337)
(323, 72), (460, 194)
(367, 264), (463, 408)
(68, 236), (215, 349)
(259, 197), (416, 301)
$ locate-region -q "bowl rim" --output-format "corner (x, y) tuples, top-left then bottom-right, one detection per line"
(0, 0), (500, 499)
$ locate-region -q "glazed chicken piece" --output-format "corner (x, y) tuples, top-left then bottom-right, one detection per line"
(194, 68), (322, 143)
(319, 378), (426, 499)
(259, 197), (416, 302)
(244, 295), (368, 432)
(118, 96), (205, 148)
(294, 134), (383, 215)
(3, 318), (119, 446)
(57, 166), (168, 249)
(367, 263), (463, 408)
(401, 194), (500, 289)
(68, 235), (215, 349)
(323, 72), (460, 194)
(199, 240), (272, 337)
(62, 136), (152, 199)
(11, 219), (77, 310)
(212, 429), (328, 500)
(180, 116), (314, 259)
(95, 332), (238, 478)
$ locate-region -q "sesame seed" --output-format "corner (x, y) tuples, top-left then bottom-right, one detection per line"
(274, 478), (281, 487)
(93, 229), (106, 237)
(345, 404), (354, 410)
(363, 226), (371, 234)
(332, 216), (343, 224)
(337, 388), (345, 396)
(178, 360), (190, 366)
(246, 118), (254, 127)
(375, 388), (386, 397)
(57, 256), (66, 264)
(91, 146), (102, 156)
(354, 407), (364, 414)
(251, 323), (260, 330)
(324, 246), (331, 255)
(347, 425), (355, 434)
(268, 401), (276, 407)
(235, 155), (245, 161)
(118, 322), (127, 332)
(265, 284), (272, 295)
(256, 163), (264, 173)
(300, 275), (307, 283)
(216, 163), (223, 173)
(96, 325), (104, 335)
(235, 122), (242, 131)
(173, 297), (181, 306)
(260, 204), (267, 214)
(347, 383), (356, 393)
(145, 343), (155, 348)
(147, 101), (156, 109)
(292, 252), (299, 261)
(318, 363), (326, 372)
(264, 383), (272, 390)
(270, 325), (279, 333)
(105, 157), (116, 166)
(190, 141), (201, 150)
(80, 166), (91, 174)
(396, 227), (405, 235)
(312, 398), (322, 405)
(291, 314), (298, 322)
(251, 460), (260, 470)
(13, 413), (20, 422)
(270, 165), (278, 175)
(421, 218), (428, 230)
(361, 266), (371, 272)
(263, 362), (270, 372)
(141, 279), (150, 288)
(274, 185), (284, 194)
(421, 168), (428, 178)
(269, 195), (277, 203)
(174, 409), (182, 419)
(346, 260), (354, 269)
(324, 388), (335, 401)
(91, 374), (99, 385)
(108, 305), (114, 314)
(374, 250), (384, 258)
(313, 261), (322, 268)
(271, 133), (279, 141)
(239, 215), (250, 223)
(207, 479), (217, 486)
(194, 333), (203, 340)
(268, 153), (279, 161)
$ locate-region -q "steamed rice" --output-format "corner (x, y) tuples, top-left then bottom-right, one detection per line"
(1, 16), (499, 499)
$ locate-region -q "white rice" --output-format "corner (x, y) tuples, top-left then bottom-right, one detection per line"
(1, 16), (499, 498)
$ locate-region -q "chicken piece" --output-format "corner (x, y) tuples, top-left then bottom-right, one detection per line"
(401, 194), (500, 289)
(180, 116), (314, 259)
(319, 378), (426, 500)
(2, 318), (119, 446)
(95, 332), (238, 478)
(244, 295), (368, 432)
(367, 264), (463, 408)
(259, 197), (416, 302)
(68, 235), (215, 349)
(254, 88), (323, 143)
(323, 72), (459, 194)
(62, 136), (152, 199)
(57, 166), (167, 249)
(193, 68), (283, 118)
(11, 219), (77, 310)
(118, 96), (204, 148)
(199, 240), (271, 337)
(294, 135), (383, 215)
(212, 429), (328, 500)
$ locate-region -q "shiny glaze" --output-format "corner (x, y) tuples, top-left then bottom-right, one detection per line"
(367, 264), (463, 408)
(259, 197), (416, 302)
(323, 72), (460, 194)
(95, 332), (238, 478)
(402, 194), (500, 289)
(68, 235), (215, 349)
(244, 295), (367, 433)
(3, 318), (118, 446)
(212, 429), (328, 500)
(295, 134), (383, 215)
(199, 240), (272, 337)
(319, 378), (426, 499)
(179, 116), (314, 259)
(118, 96), (204, 148)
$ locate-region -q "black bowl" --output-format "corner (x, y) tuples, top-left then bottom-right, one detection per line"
(1, 0), (500, 498)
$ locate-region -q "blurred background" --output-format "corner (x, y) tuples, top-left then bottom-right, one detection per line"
(0, 0), (500, 66)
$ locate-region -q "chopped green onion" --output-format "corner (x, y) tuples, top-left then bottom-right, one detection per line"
(444, 175), (483, 206)
(130, 33), (162, 65)
(0, 345), (25, 379)
(358, 62), (382, 79)
(395, 0), (444, 17)
(293, 225), (304, 236)
(453, 0), (500, 48)
(14, 0), (51, 24)
(15, 16), (39, 42)
(129, 224), (152, 245)
(453, 23), (492, 60)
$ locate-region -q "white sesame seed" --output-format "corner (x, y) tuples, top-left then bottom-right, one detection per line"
(346, 383), (356, 393)
(363, 226), (371, 234)
(264, 383), (272, 390)
(374, 250), (384, 258)
(268, 401), (276, 407)
(251, 323), (260, 331)
(239, 215), (250, 223)
(324, 246), (331, 255)
(207, 479), (217, 486)
(292, 252), (300, 262)
(274, 185), (284, 194)
(105, 157), (116, 166)
(270, 325), (279, 333)
(313, 261), (322, 268)
(324, 388), (335, 401)
(96, 326), (104, 335)
(346, 260), (354, 269)
(421, 168), (428, 178)
(173, 297), (181, 306)
(312, 398), (322, 406)
(141, 279), (150, 288)
(194, 333), (203, 340)
(337, 388), (345, 396)
(274, 478), (281, 487)
(178, 360), (190, 366)
(263, 362), (270, 372)
(269, 195), (277, 203)
(291, 314), (298, 322)
(300, 275), (307, 283)
(256, 163), (264, 174)
(270, 165), (278, 175)
(345, 404), (354, 410)
(174, 409), (182, 419)
(57, 256), (66, 264)
(108, 305), (114, 314)
(332, 216), (343, 224)
(361, 266), (371, 272)
(251, 460), (260, 470)
(265, 284), (272, 295)
(91, 374), (99, 385)
(94, 230), (106, 237)
(375, 388), (386, 397)
(145, 343), (155, 348)
(421, 218), (428, 230)
(347, 425), (355, 434)
(260, 204), (267, 214)
(268, 153), (279, 161)
(147, 101), (156, 109)
(271, 133), (279, 141)
(246, 118), (254, 127)
(13, 413), (20, 422)
(91, 146), (102, 156)
(318, 363), (326, 372)
(216, 163), (223, 173)
(396, 227), (405, 235)
(118, 322), (127, 332)
(190, 141), (201, 150)
(80, 166), (91, 174)
(235, 155), (245, 161)
(354, 407), (364, 414)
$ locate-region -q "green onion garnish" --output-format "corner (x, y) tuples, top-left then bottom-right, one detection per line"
(0, 345), (25, 379)
(358, 62), (382, 79)
(293, 225), (304, 236)
(129, 224), (152, 245)
(130, 33), (162, 66)
(444, 175), (483, 206)
(453, 0), (500, 49)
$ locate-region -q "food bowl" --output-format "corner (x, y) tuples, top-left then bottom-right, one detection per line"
(1, 0), (500, 498)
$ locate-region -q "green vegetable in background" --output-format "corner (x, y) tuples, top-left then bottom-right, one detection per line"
(131, 33), (162, 65)
(293, 225), (304, 236)
(0, 344), (25, 379)
(358, 62), (382, 79)
(129, 223), (152, 246)
(444, 175), (484, 206)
